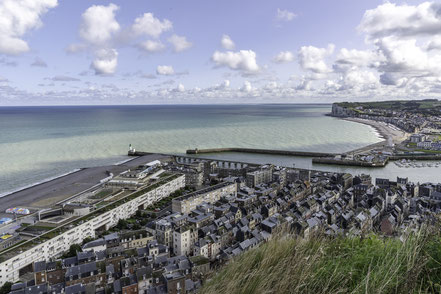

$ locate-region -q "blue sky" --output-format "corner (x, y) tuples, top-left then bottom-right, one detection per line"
(0, 0), (439, 105)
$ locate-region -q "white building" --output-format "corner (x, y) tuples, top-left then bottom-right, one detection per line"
(417, 140), (433, 149)
(193, 236), (221, 261)
(0, 174), (185, 284)
(172, 182), (237, 214)
(410, 134), (425, 143)
(173, 226), (197, 256)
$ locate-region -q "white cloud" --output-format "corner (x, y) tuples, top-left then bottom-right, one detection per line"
(74, 4), (121, 75)
(359, 2), (441, 39)
(168, 34), (192, 52)
(65, 43), (87, 54)
(340, 70), (378, 91)
(352, 2), (441, 93)
(273, 51), (294, 63)
(51, 75), (80, 82)
(176, 83), (185, 92)
(426, 36), (441, 51)
(212, 50), (259, 73)
(379, 73), (408, 87)
(79, 4), (120, 45)
(333, 48), (378, 73)
(156, 65), (175, 76)
(132, 12), (172, 38)
(31, 57), (47, 67)
(0, 0), (58, 55)
(265, 81), (278, 89)
(375, 37), (433, 74)
(137, 40), (165, 53)
(295, 78), (312, 91)
(241, 81), (252, 92)
(221, 35), (235, 50)
(276, 8), (296, 22)
(298, 44), (334, 74)
(91, 48), (118, 75)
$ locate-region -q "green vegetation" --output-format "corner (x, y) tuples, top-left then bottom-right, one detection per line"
(0, 282), (12, 294)
(90, 188), (113, 199)
(0, 174), (182, 259)
(201, 230), (441, 294)
(22, 225), (55, 232)
(191, 256), (210, 266)
(61, 244), (82, 259)
(148, 186), (188, 210)
(415, 149), (441, 154)
(336, 99), (441, 116)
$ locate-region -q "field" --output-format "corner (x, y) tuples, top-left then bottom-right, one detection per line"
(201, 229), (441, 294)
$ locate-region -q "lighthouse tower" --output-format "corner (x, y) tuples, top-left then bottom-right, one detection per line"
(128, 144), (135, 154)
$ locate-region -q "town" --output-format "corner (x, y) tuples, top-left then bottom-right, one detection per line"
(329, 100), (441, 167)
(1, 151), (440, 294)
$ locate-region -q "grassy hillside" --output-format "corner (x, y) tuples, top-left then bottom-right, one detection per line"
(336, 99), (441, 116)
(201, 231), (441, 294)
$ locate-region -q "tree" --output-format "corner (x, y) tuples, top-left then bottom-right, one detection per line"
(0, 282), (12, 294)
(62, 244), (82, 258)
(117, 219), (128, 230)
(82, 237), (94, 245)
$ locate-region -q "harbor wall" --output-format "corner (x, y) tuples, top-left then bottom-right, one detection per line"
(312, 158), (388, 167)
(185, 148), (337, 158)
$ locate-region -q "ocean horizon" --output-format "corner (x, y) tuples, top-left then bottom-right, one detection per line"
(2, 103), (439, 197)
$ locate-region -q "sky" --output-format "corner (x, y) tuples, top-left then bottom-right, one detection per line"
(1, 0), (441, 105)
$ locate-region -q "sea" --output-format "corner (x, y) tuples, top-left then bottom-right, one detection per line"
(0, 104), (440, 197)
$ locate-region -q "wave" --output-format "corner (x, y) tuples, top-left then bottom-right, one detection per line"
(0, 168), (82, 199)
(113, 157), (136, 165)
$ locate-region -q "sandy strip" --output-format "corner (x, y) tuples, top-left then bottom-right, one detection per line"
(341, 117), (410, 144)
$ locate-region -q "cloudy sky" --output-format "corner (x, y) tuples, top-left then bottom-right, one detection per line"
(1, 0), (441, 105)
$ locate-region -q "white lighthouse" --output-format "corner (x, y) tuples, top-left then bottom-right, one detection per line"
(129, 144), (135, 154)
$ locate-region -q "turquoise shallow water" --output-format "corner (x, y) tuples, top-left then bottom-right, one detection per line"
(1, 104), (436, 196)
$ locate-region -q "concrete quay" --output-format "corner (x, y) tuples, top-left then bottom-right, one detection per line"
(312, 157), (388, 167)
(184, 147), (337, 158)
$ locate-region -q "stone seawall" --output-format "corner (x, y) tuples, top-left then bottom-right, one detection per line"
(312, 157), (388, 167)
(185, 148), (337, 158)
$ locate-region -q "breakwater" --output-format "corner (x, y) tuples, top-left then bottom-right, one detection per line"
(185, 148), (337, 157)
(312, 157), (388, 167)
(128, 151), (155, 157)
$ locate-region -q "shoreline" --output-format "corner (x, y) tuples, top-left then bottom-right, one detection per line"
(0, 115), (409, 201)
(0, 154), (162, 214)
(0, 155), (139, 201)
(339, 117), (410, 145)
(0, 168), (83, 199)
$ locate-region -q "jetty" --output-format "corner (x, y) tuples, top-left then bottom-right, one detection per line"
(185, 147), (337, 157)
(128, 147), (441, 169)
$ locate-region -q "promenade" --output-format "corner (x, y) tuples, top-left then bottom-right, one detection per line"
(0, 154), (166, 214)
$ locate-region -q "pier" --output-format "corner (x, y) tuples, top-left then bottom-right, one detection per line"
(129, 148), (441, 169)
(185, 147), (337, 157)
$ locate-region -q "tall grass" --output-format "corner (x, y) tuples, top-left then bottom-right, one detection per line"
(201, 230), (441, 294)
